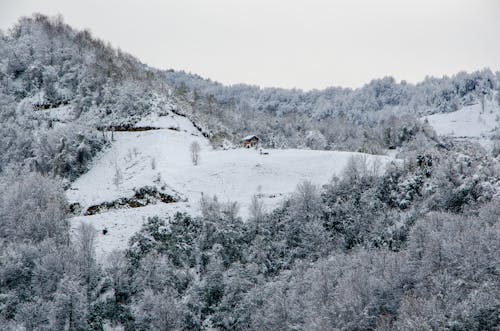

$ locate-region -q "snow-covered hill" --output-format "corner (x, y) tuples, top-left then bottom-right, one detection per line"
(67, 110), (393, 258)
(423, 101), (500, 144)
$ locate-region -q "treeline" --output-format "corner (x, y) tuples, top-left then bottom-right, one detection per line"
(166, 68), (499, 117)
(1, 143), (498, 330)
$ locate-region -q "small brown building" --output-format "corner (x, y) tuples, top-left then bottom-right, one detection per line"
(242, 135), (259, 148)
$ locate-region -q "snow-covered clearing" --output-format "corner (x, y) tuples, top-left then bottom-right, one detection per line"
(68, 111), (393, 259)
(424, 102), (500, 142)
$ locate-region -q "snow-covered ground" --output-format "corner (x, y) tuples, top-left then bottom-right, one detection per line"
(68, 111), (393, 259)
(71, 202), (192, 257)
(424, 101), (500, 142)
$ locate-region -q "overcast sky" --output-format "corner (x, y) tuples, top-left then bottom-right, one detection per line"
(1, 0), (499, 90)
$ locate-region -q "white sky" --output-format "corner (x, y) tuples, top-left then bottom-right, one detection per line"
(1, 0), (499, 90)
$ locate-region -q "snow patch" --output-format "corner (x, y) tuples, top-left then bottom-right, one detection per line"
(424, 101), (500, 139)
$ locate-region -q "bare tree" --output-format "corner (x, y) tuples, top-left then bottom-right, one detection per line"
(112, 161), (123, 188)
(190, 141), (201, 165)
(249, 194), (265, 222)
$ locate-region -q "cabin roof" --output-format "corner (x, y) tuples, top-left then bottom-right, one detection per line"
(242, 135), (259, 141)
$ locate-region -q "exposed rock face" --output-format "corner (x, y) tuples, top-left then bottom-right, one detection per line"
(83, 186), (178, 215)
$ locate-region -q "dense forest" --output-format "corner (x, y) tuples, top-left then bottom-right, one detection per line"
(0, 14), (499, 330)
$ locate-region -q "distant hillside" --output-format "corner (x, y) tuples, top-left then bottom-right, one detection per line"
(164, 68), (500, 150)
(166, 68), (499, 116)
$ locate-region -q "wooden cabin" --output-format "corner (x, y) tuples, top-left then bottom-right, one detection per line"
(242, 135), (259, 148)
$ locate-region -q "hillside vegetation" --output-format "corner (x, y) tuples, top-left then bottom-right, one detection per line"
(0, 14), (179, 180)
(165, 66), (500, 151)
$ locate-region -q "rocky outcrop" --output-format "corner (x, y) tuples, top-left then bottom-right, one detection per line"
(83, 186), (178, 216)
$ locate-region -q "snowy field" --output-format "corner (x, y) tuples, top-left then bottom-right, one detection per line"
(68, 111), (393, 259)
(424, 101), (500, 140)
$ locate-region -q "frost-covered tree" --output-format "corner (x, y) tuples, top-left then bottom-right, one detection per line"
(112, 162), (123, 188)
(0, 172), (68, 243)
(190, 141), (201, 165)
(50, 276), (89, 330)
(133, 288), (183, 330)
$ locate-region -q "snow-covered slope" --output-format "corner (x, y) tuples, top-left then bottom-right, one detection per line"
(68, 111), (393, 258)
(424, 101), (500, 139)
